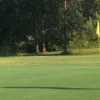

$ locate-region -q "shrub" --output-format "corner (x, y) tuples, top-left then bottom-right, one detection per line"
(0, 46), (16, 56)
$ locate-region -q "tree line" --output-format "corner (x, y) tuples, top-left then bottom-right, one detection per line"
(0, 0), (100, 56)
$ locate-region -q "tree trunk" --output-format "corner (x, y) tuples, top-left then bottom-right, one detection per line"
(63, 29), (67, 53)
(63, 0), (68, 54)
(42, 20), (46, 52)
(35, 21), (39, 53)
(42, 43), (46, 52)
(35, 41), (39, 53)
(41, 0), (46, 52)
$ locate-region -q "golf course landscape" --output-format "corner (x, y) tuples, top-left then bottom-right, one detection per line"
(1, 0), (100, 99)
(0, 49), (100, 100)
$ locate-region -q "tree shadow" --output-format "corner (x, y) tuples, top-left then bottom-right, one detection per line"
(23, 54), (61, 56)
(19, 52), (74, 56)
(0, 87), (100, 90)
(18, 51), (99, 57)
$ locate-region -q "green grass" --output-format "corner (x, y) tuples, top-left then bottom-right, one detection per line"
(0, 49), (100, 100)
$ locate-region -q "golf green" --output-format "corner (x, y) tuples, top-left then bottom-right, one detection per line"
(0, 54), (100, 100)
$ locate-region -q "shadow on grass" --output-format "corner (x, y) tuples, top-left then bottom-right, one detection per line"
(18, 50), (99, 57)
(0, 87), (100, 90)
(23, 54), (61, 56)
(19, 51), (74, 56)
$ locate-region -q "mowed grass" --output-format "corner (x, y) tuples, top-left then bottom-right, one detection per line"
(0, 50), (100, 100)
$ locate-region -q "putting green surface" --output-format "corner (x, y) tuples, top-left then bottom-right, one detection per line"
(0, 54), (100, 100)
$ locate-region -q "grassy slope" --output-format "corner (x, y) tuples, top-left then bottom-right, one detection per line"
(0, 49), (100, 100)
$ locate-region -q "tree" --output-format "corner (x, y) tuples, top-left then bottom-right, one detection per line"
(81, 0), (100, 20)
(58, 0), (82, 54)
(0, 0), (19, 46)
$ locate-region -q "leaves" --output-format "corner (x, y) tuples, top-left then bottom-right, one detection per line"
(0, 0), (99, 54)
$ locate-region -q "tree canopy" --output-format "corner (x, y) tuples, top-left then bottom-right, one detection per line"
(0, 0), (100, 56)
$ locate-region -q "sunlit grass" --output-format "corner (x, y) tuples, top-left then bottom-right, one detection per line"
(0, 48), (100, 100)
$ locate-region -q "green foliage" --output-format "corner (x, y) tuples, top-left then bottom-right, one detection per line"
(68, 17), (98, 49)
(0, 0), (99, 55)
(81, 0), (100, 19)
(83, 17), (97, 40)
(47, 43), (63, 51)
(69, 39), (99, 49)
(95, 12), (100, 21)
(0, 46), (16, 56)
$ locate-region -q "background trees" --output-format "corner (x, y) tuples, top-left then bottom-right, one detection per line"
(0, 0), (100, 56)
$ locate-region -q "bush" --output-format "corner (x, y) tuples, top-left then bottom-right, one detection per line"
(0, 46), (16, 56)
(68, 40), (99, 49)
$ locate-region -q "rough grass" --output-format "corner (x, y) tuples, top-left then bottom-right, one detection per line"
(0, 49), (100, 100)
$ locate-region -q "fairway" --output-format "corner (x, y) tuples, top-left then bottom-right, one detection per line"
(0, 54), (100, 100)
